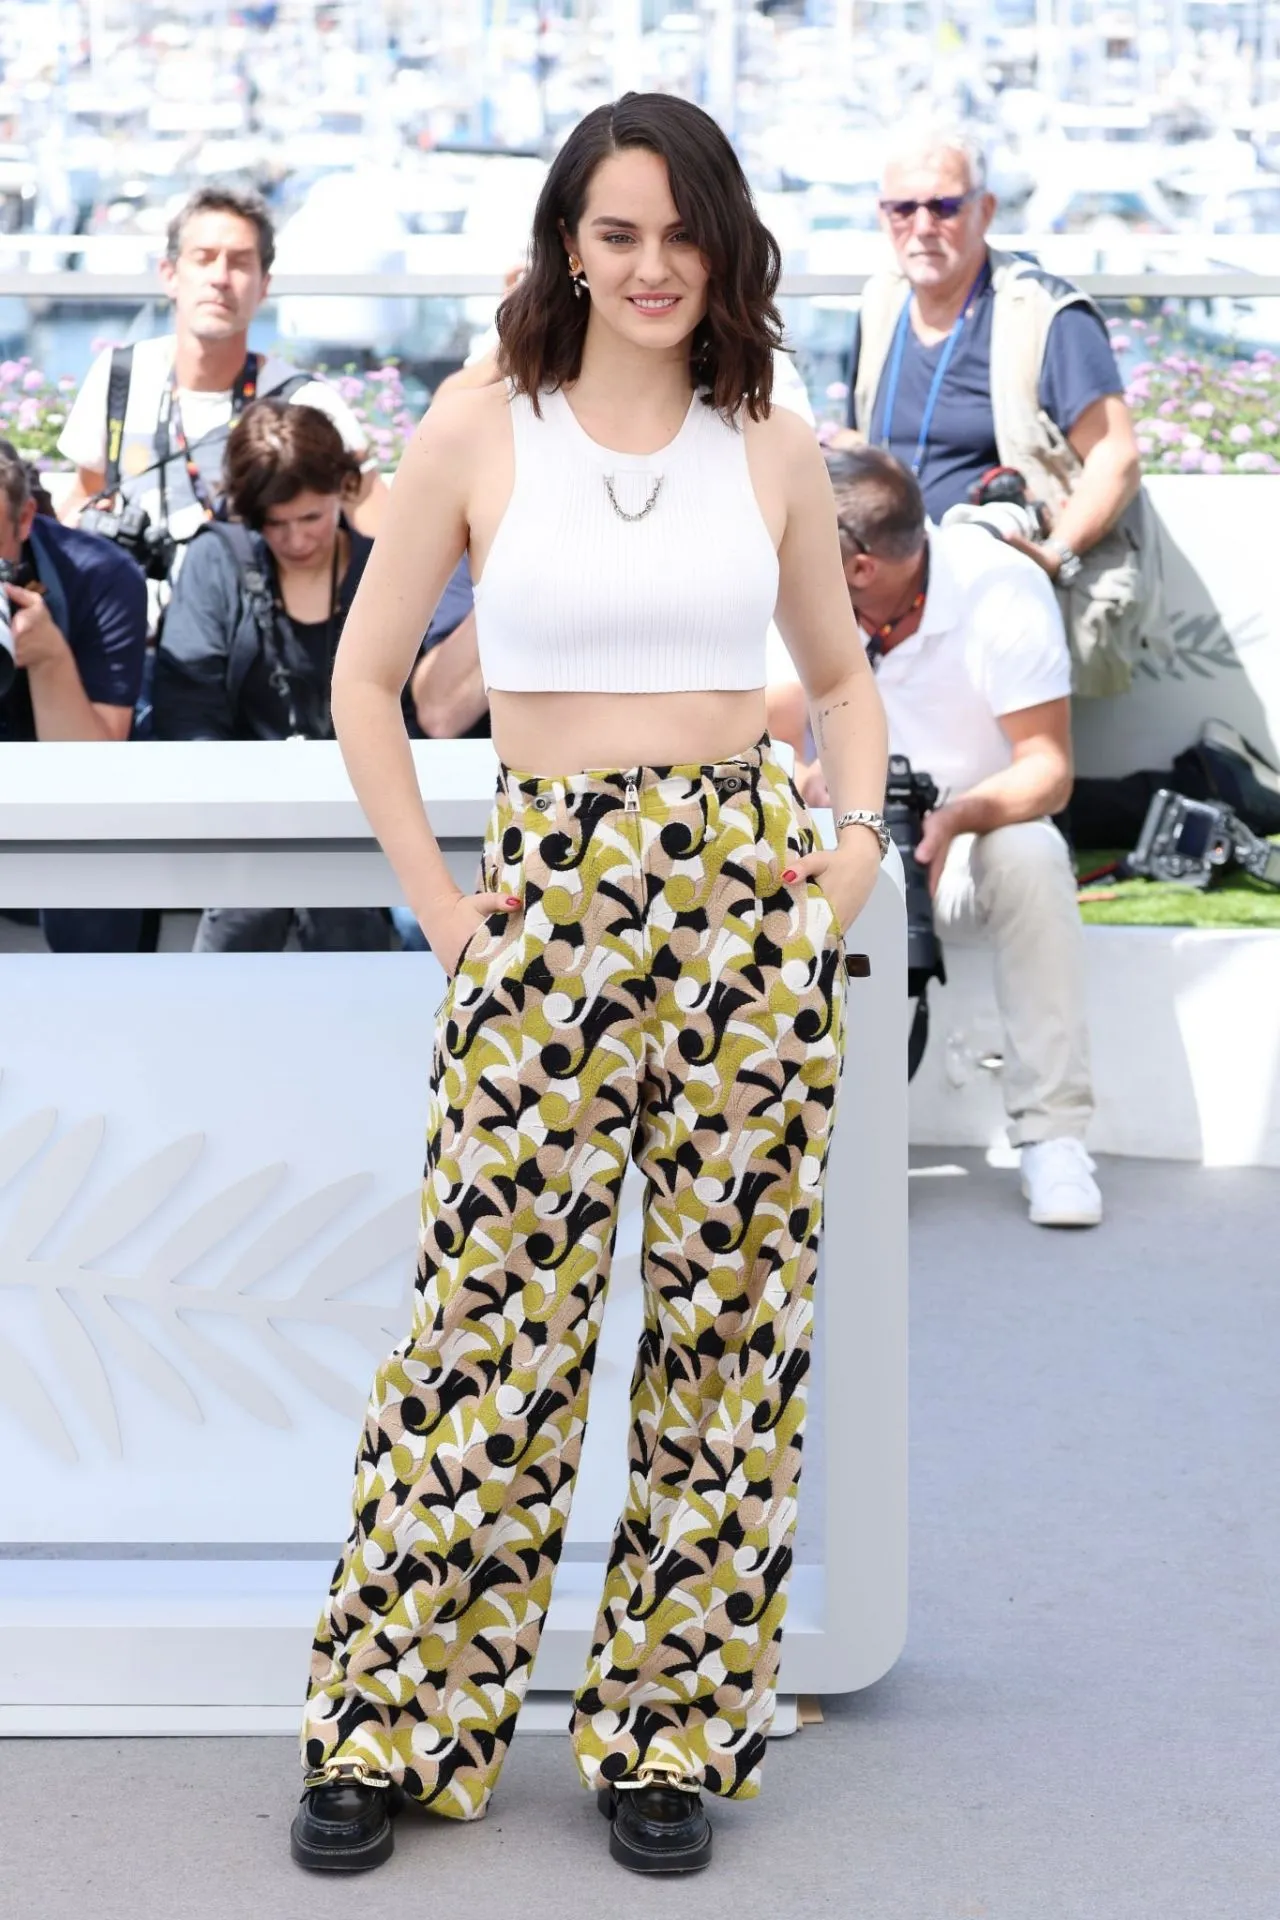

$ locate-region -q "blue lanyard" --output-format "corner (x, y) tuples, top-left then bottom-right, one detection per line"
(878, 266), (989, 474)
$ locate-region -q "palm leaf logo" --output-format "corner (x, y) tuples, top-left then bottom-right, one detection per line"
(1140, 609), (1259, 683)
(0, 1072), (419, 1464)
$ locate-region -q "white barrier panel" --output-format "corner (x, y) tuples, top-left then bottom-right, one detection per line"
(0, 742), (907, 1733)
(909, 929), (1280, 1169)
(918, 475), (1280, 1170)
(1075, 475), (1280, 778)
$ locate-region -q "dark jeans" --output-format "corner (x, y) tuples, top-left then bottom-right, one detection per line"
(193, 908), (393, 952)
(40, 910), (148, 952)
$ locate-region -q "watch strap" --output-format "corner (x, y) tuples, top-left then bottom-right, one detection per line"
(1044, 537), (1083, 583)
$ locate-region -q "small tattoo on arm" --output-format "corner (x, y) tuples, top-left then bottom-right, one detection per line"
(815, 697), (850, 750)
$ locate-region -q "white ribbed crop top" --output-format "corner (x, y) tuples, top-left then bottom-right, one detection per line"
(472, 385), (780, 692)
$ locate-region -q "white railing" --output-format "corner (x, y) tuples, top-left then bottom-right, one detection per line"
(4, 271), (1280, 298)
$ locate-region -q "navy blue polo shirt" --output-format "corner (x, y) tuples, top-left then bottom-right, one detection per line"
(0, 515), (147, 740)
(845, 282), (1123, 522)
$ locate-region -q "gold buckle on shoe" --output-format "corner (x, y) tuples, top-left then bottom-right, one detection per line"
(614, 1763), (701, 1795)
(303, 1757), (391, 1792)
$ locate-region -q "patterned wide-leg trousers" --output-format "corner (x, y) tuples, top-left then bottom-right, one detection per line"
(302, 737), (848, 1819)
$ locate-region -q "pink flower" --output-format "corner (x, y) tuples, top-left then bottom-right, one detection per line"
(1189, 400), (1215, 419)
(1258, 418), (1278, 436)
(1111, 334), (1131, 351)
(1229, 423), (1253, 444)
(1178, 449), (1204, 472)
(826, 381), (849, 401)
(21, 369), (43, 392)
(1201, 451), (1224, 473)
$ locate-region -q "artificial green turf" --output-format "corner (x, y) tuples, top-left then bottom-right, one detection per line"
(1075, 849), (1280, 928)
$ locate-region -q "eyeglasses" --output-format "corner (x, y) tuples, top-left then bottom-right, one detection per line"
(879, 190), (978, 226)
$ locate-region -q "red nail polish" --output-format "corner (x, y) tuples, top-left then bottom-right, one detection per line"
(782, 868), (798, 883)
(506, 896), (521, 908)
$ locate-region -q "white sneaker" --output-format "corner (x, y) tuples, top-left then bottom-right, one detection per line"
(1020, 1138), (1103, 1228)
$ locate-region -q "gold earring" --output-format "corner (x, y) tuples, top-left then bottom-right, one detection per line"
(568, 254), (587, 299)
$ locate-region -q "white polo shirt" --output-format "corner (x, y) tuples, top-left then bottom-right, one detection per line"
(872, 524), (1071, 800)
(766, 524), (1070, 789)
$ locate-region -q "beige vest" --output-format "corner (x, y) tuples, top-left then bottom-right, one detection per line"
(854, 247), (1168, 698)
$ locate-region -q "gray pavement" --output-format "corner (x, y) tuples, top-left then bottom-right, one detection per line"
(4, 1152), (1277, 1920)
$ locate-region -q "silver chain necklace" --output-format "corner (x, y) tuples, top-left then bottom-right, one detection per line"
(603, 473), (663, 523)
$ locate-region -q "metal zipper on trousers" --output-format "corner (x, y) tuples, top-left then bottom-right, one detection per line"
(624, 777), (639, 812)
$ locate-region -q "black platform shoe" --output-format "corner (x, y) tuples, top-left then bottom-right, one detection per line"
(290, 1757), (401, 1872)
(597, 1767), (713, 1875)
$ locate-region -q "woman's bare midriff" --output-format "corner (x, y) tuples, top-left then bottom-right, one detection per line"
(487, 688), (770, 776)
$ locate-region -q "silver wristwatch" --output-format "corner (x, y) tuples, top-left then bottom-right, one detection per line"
(836, 809), (891, 860)
(1044, 538), (1083, 586)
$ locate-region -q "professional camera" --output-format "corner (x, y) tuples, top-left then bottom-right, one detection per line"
(943, 464), (1051, 545)
(885, 753), (947, 1077)
(0, 556), (16, 698)
(79, 497), (177, 582)
(1124, 788), (1280, 891)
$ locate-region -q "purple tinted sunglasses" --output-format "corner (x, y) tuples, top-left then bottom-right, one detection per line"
(879, 189), (978, 224)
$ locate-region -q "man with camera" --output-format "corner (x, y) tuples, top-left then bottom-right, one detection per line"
(772, 448), (1101, 1229)
(833, 118), (1162, 699)
(0, 438), (147, 950)
(55, 186), (383, 587)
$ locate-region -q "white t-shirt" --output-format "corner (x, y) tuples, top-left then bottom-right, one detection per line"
(58, 335), (371, 545)
(767, 522), (1071, 797)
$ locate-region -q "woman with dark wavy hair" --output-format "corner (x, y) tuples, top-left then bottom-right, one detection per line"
(292, 91), (887, 1878)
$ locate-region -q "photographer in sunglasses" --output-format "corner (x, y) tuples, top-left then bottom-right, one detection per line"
(834, 119), (1162, 700)
(878, 187), (980, 227)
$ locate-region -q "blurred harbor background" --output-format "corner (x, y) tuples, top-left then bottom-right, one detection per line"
(4, 1), (1280, 426)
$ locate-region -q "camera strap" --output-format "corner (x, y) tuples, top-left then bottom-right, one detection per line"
(103, 346), (135, 497)
(1236, 832), (1280, 889)
(206, 522), (342, 740)
(156, 351), (265, 524)
(878, 262), (990, 475)
(907, 989), (931, 1082)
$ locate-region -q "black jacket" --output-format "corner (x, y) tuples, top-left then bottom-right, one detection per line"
(152, 522), (372, 742)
